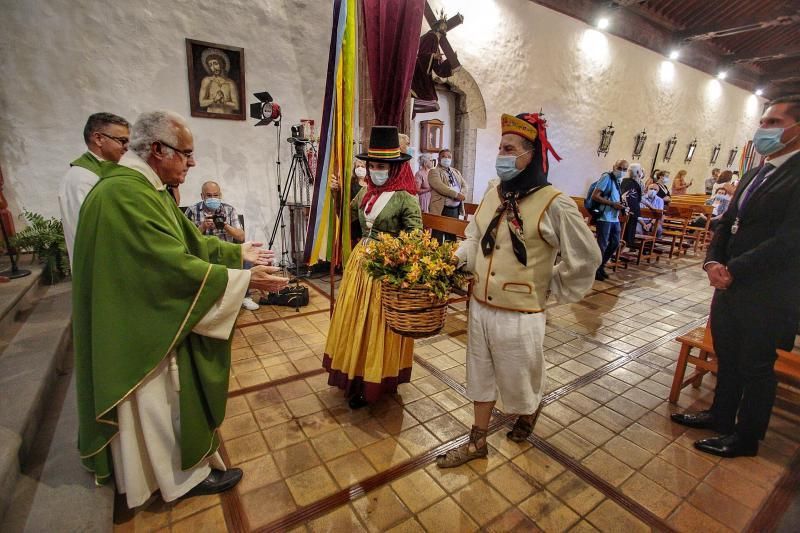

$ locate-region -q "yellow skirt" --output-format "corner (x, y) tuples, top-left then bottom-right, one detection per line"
(323, 242), (414, 402)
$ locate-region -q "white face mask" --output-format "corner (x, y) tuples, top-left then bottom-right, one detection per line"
(646, 190), (657, 199)
(354, 167), (367, 178)
(370, 169), (389, 186)
(439, 157), (452, 168)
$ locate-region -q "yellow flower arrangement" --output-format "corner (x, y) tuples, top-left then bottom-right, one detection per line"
(363, 229), (467, 300)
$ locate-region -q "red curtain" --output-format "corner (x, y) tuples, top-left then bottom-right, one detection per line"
(362, 0), (425, 127)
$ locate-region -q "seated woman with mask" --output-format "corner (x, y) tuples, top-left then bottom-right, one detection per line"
(323, 126), (422, 409)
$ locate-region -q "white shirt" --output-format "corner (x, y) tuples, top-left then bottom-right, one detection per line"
(58, 151), (106, 267)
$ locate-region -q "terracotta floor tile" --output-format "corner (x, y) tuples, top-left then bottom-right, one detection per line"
(717, 456), (783, 489)
(343, 418), (390, 448)
(285, 464), (339, 506)
(404, 397), (447, 423)
(620, 422), (671, 454)
(620, 472), (681, 519)
(640, 456), (699, 497)
(311, 428), (357, 462)
(486, 430), (533, 460)
(169, 493), (221, 522)
(593, 374), (632, 394)
(688, 482), (756, 531)
(352, 485), (412, 533)
(236, 453), (282, 494)
(219, 411), (259, 441)
(532, 413), (563, 439)
(602, 435), (653, 469)
(232, 357), (262, 375)
(272, 440), (321, 478)
(374, 406), (420, 435)
(362, 436), (412, 470)
(297, 409), (341, 438)
(658, 442), (715, 479)
(587, 405), (633, 433)
(225, 395), (250, 417)
(240, 480), (297, 529)
(425, 413), (468, 442)
(581, 449), (634, 487)
(704, 465), (770, 510)
(286, 393), (325, 417)
(541, 402), (583, 427)
(391, 469), (447, 513)
(396, 424), (440, 455)
(416, 496), (479, 533)
(578, 382), (618, 403)
(231, 346), (257, 361)
(252, 403), (293, 432)
(430, 388), (470, 412)
(426, 461), (483, 492)
(170, 504), (226, 533)
(327, 451), (378, 489)
(546, 428), (596, 460)
(519, 489), (580, 532)
(637, 411), (687, 440)
(237, 368), (270, 388)
(546, 470), (604, 516)
(486, 463), (537, 504)
(605, 396), (649, 420)
(225, 431), (269, 465)
(586, 499), (650, 533)
(483, 507), (540, 532)
(621, 386), (663, 410)
(393, 382), (426, 405)
(453, 479), (512, 525)
(245, 387), (283, 410)
(568, 417), (616, 446)
(667, 502), (733, 533)
(386, 517), (426, 533)
(263, 420), (307, 451)
(307, 504), (367, 532)
(512, 446), (566, 485)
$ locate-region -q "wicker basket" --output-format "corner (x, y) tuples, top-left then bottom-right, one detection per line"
(381, 280), (448, 339)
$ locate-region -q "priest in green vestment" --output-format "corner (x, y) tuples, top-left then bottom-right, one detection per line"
(72, 110), (288, 508)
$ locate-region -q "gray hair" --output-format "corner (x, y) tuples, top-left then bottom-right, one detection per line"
(83, 112), (130, 144)
(629, 163), (644, 179)
(129, 110), (187, 159)
(419, 153), (432, 165)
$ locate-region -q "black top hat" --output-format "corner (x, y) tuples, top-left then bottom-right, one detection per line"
(355, 126), (412, 163)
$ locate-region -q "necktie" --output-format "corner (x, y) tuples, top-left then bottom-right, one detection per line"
(738, 163), (774, 213)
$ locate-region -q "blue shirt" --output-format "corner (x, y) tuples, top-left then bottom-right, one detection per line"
(595, 174), (621, 222)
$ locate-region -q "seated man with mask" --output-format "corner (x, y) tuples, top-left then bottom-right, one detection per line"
(186, 181), (258, 310)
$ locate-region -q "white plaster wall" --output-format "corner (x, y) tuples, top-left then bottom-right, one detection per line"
(0, 0), (331, 245)
(1, 0), (768, 243)
(411, 88), (456, 171)
(433, 0), (766, 198)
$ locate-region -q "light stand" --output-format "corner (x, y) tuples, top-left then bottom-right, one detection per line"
(0, 214), (31, 279)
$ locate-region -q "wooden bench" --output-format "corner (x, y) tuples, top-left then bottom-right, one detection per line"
(668, 203), (714, 254)
(464, 202), (478, 216)
(670, 321), (800, 403)
(620, 206), (663, 265)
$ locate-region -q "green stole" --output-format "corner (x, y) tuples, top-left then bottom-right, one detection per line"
(71, 151), (103, 175)
(72, 162), (242, 482)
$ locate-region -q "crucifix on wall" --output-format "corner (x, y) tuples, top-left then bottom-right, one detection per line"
(410, 2), (463, 115)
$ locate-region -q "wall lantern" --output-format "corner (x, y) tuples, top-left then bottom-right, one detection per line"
(727, 146), (739, 168)
(632, 129), (647, 159)
(685, 138), (698, 163)
(597, 123), (615, 157)
(710, 143), (721, 164)
(663, 134), (678, 162)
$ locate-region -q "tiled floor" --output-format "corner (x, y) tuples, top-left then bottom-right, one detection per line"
(115, 253), (800, 533)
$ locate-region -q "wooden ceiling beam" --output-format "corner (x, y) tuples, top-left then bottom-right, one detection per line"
(732, 46), (800, 64)
(679, 12), (799, 42)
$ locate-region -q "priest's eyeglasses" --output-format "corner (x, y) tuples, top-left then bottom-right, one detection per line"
(158, 141), (195, 160)
(99, 132), (130, 146)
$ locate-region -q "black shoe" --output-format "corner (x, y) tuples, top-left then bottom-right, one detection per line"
(184, 468), (243, 498)
(595, 269), (608, 281)
(694, 433), (758, 458)
(348, 394), (369, 410)
(670, 410), (714, 429)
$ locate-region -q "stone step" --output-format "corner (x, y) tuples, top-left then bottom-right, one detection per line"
(0, 264), (44, 348)
(0, 282), (73, 524)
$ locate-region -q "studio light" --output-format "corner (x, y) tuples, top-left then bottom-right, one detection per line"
(597, 17), (610, 30)
(250, 91), (282, 126)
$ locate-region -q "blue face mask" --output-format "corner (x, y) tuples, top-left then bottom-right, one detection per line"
(370, 170), (389, 186)
(613, 169), (624, 179)
(204, 197), (221, 211)
(753, 123), (799, 156)
(406, 147), (416, 158)
(495, 150), (531, 181)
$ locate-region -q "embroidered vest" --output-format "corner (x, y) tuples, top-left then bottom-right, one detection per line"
(471, 186), (563, 313)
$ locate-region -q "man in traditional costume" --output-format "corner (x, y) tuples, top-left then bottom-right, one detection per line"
(437, 113), (600, 467)
(323, 126), (422, 409)
(58, 112), (130, 265)
(73, 110), (287, 507)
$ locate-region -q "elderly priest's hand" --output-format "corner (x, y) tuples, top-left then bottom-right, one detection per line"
(249, 265), (289, 292)
(241, 242), (275, 266)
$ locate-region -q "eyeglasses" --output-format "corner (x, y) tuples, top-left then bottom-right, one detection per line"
(158, 140), (194, 160)
(99, 132), (129, 146)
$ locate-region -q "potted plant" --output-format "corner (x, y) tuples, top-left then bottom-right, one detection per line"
(363, 229), (467, 338)
(11, 211), (70, 284)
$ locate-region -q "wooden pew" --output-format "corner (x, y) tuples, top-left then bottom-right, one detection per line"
(464, 202), (478, 216)
(669, 321), (800, 403)
(621, 206), (663, 265)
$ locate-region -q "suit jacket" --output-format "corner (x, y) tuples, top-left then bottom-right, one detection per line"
(428, 166), (468, 216)
(706, 151), (800, 313)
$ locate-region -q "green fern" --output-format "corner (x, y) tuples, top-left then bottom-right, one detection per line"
(11, 210), (69, 284)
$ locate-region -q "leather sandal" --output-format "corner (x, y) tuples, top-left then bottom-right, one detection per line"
(436, 426), (488, 468)
(506, 416), (533, 442)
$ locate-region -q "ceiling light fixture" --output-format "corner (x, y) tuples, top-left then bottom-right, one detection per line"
(597, 17), (610, 30)
(669, 50), (680, 60)
(755, 88), (764, 96)
(717, 70), (728, 80)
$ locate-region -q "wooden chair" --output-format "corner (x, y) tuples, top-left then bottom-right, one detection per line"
(621, 207), (663, 265)
(670, 321), (800, 403)
(658, 213), (689, 258)
(463, 203), (479, 216)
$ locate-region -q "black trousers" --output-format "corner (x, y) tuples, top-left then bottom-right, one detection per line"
(709, 291), (797, 441)
(432, 205), (461, 243)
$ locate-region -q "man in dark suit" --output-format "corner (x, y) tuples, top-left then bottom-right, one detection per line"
(671, 95), (800, 458)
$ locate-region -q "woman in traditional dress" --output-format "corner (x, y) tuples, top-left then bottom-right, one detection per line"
(323, 126), (422, 409)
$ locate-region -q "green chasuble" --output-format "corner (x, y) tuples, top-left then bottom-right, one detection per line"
(72, 160), (243, 482)
(71, 151), (103, 175)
